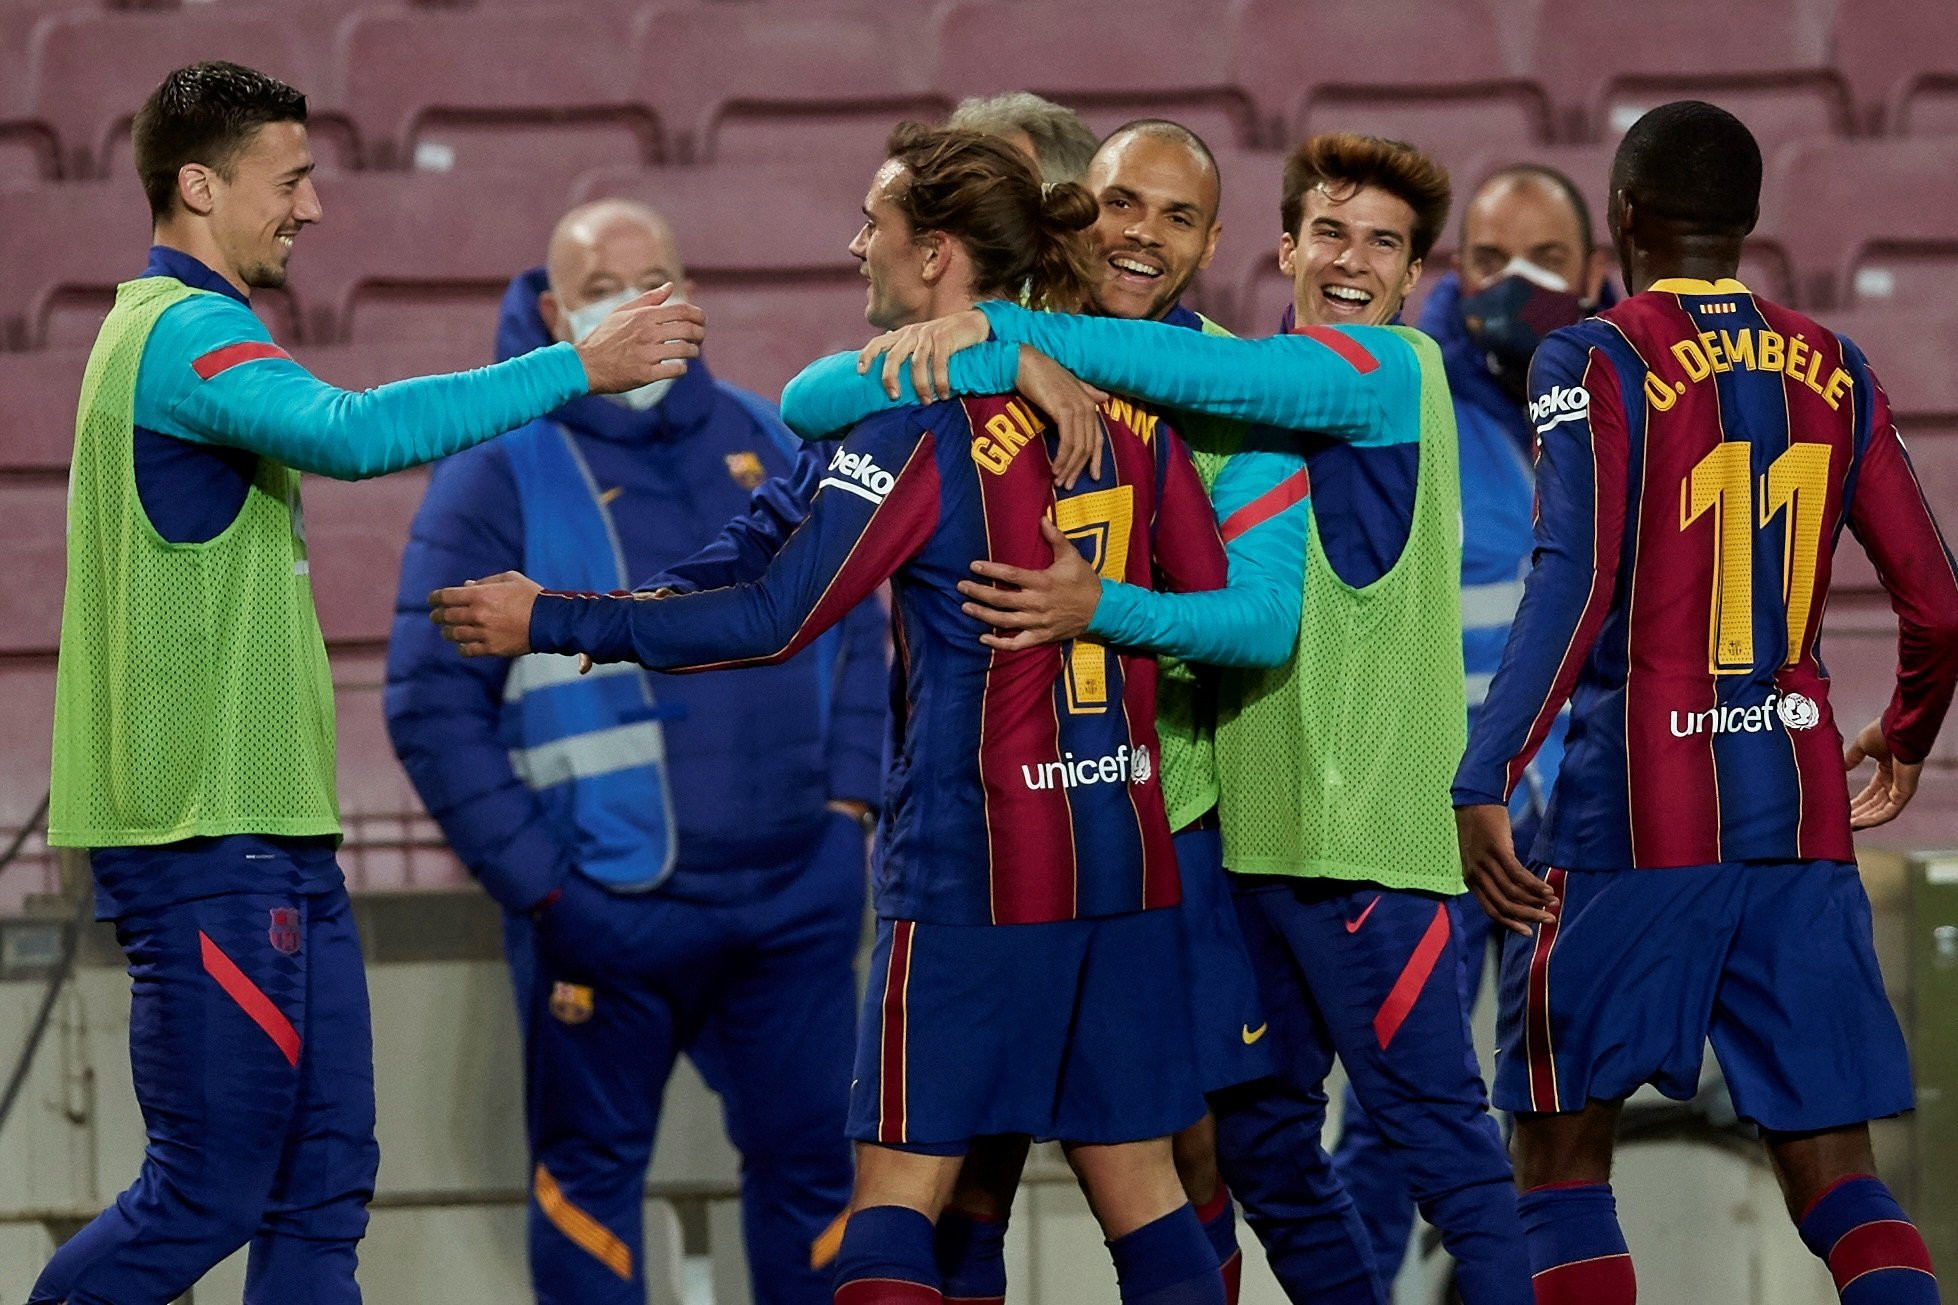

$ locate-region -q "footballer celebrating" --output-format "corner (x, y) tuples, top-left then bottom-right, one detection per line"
(1455, 101), (1957, 1305)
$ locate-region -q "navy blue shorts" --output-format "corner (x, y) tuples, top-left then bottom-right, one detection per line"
(848, 908), (1206, 1149)
(1495, 859), (1915, 1131)
(1173, 825), (1273, 1093)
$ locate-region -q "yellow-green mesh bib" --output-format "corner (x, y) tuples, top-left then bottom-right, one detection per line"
(48, 277), (339, 847)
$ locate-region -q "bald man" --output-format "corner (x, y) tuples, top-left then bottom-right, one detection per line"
(1329, 165), (1616, 1285)
(384, 199), (887, 1305)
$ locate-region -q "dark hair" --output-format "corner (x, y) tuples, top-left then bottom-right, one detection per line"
(1472, 163), (1595, 253)
(1280, 133), (1452, 263)
(947, 92), (1098, 185)
(1610, 101), (1761, 235)
(132, 61), (308, 219)
(884, 123), (1098, 311)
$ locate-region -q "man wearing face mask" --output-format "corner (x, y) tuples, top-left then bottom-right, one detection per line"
(384, 198), (887, 1305)
(1328, 164), (1616, 1287)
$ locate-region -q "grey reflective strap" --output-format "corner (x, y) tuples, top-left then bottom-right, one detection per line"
(1460, 578), (1526, 629)
(509, 720), (668, 789)
(1465, 672), (1494, 707)
(503, 652), (643, 704)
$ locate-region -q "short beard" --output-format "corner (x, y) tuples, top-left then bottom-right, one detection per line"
(241, 259), (289, 291)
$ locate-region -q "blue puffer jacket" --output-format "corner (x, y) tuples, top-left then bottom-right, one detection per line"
(385, 269), (888, 911)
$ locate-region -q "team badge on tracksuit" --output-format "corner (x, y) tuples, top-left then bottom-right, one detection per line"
(268, 907), (301, 956)
(550, 981), (595, 1025)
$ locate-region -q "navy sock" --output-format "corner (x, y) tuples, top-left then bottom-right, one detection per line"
(934, 1209), (1008, 1304)
(1796, 1175), (1937, 1304)
(1516, 1182), (1635, 1304)
(1194, 1183), (1242, 1304)
(1107, 1205), (1227, 1305)
(832, 1205), (941, 1305)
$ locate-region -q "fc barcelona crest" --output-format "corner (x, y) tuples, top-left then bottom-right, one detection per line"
(550, 981), (595, 1025)
(268, 907), (301, 956)
(725, 451), (766, 490)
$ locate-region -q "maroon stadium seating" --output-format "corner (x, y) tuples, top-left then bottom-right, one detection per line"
(0, 481), (68, 657)
(0, 180), (154, 348)
(933, 0), (1258, 151)
(1529, 0), (1849, 155)
(1237, 0), (1550, 160)
(0, 348), (89, 472)
(1832, 0), (1958, 133)
(303, 469), (430, 648)
(334, 6), (660, 173)
(634, 3), (952, 166)
(1759, 138), (1958, 308)
(24, 8), (355, 178)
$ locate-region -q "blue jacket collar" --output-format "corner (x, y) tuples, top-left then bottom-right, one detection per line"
(1161, 301), (1205, 332)
(144, 246), (248, 305)
(494, 266), (719, 445)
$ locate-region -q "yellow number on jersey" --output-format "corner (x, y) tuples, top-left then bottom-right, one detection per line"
(1051, 486), (1136, 714)
(1679, 442), (1834, 674)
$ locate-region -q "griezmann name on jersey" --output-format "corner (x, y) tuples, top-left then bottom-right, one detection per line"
(1456, 278), (1958, 870)
(532, 391), (1229, 925)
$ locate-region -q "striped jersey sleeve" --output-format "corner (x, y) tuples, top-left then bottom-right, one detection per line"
(1453, 326), (1630, 806)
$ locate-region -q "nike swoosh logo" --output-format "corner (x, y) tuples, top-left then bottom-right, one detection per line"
(1241, 1023), (1268, 1045)
(1345, 895), (1382, 934)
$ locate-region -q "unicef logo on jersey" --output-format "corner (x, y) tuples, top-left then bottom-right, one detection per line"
(1670, 691), (1822, 738)
(1021, 745), (1153, 791)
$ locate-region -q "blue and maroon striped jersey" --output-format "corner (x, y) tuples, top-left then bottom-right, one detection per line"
(1455, 278), (1958, 869)
(530, 391), (1229, 924)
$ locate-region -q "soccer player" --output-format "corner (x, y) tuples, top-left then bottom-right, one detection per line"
(37, 61), (699, 1305)
(1454, 101), (1957, 1305)
(430, 125), (1237, 1305)
(788, 135), (1533, 1305)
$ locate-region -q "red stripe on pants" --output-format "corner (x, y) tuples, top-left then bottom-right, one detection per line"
(1372, 902), (1450, 1049)
(1828, 1220), (1935, 1292)
(877, 922), (915, 1144)
(199, 931), (301, 1067)
(1533, 1252), (1635, 1303)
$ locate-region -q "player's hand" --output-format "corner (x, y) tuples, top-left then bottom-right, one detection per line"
(857, 309), (990, 402)
(1015, 347), (1108, 489)
(1457, 804), (1558, 937)
(574, 284), (706, 394)
(957, 517), (1099, 650)
(1845, 717), (1920, 829)
(428, 571), (543, 658)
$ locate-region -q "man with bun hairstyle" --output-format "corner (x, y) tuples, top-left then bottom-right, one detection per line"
(432, 125), (1245, 1305)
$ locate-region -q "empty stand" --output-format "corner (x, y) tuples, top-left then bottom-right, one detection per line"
(1759, 138), (1958, 307)
(0, 349), (88, 472)
(0, 482), (68, 657)
(24, 8), (355, 178)
(635, 3), (951, 166)
(933, 0), (1258, 152)
(1529, 0), (1848, 154)
(330, 650), (472, 893)
(335, 6), (660, 174)
(0, 180), (148, 348)
(1236, 0), (1550, 159)
(1833, 0), (1958, 132)
(303, 468), (431, 648)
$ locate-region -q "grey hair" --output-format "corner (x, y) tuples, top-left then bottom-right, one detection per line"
(947, 91), (1098, 184)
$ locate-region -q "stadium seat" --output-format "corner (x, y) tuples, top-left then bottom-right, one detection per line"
(304, 469), (431, 648)
(279, 171), (568, 342)
(1192, 146), (1287, 330)
(695, 283), (885, 405)
(1833, 0), (1958, 133)
(0, 482), (68, 657)
(1528, 0), (1848, 154)
(24, 9), (355, 179)
(634, 3), (952, 166)
(330, 650), (472, 893)
(0, 349), (88, 473)
(932, 0), (1259, 151)
(0, 180), (153, 349)
(0, 663), (57, 915)
(1759, 138), (1958, 308)
(1236, 0), (1551, 159)
(334, 6), (661, 174)
(1821, 311), (1958, 423)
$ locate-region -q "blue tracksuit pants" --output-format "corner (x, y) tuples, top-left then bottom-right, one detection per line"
(1213, 876), (1527, 1305)
(508, 810), (864, 1305)
(32, 884), (378, 1305)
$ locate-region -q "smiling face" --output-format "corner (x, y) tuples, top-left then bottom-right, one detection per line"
(1084, 131), (1220, 321)
(848, 158), (936, 330)
(1279, 181), (1420, 328)
(204, 120), (320, 291)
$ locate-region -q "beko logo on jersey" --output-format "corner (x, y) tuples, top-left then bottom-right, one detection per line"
(1021, 745), (1153, 791)
(820, 448), (896, 504)
(1669, 692), (1821, 738)
(1529, 385), (1589, 432)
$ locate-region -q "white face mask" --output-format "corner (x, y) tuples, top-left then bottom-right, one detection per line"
(562, 287), (687, 411)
